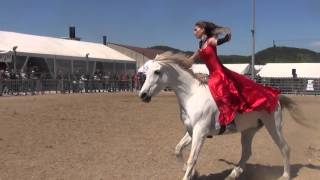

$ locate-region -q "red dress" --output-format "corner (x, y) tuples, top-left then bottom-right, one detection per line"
(199, 44), (280, 125)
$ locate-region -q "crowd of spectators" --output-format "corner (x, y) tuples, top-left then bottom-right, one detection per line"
(0, 66), (147, 96)
(0, 66), (48, 80)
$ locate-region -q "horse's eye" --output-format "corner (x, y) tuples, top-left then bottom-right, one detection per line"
(154, 70), (160, 75)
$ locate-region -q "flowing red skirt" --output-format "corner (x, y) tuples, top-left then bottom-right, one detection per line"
(207, 67), (280, 125)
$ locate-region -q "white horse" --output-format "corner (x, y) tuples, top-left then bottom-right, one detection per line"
(138, 52), (305, 180)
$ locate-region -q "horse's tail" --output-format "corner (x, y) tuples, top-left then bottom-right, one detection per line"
(279, 95), (312, 128)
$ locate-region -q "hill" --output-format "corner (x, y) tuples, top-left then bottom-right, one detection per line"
(255, 47), (320, 64)
(148, 46), (320, 64)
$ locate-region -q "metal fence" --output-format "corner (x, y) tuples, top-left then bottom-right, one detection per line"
(1, 77), (319, 97)
(258, 77), (320, 95)
(0, 79), (134, 96)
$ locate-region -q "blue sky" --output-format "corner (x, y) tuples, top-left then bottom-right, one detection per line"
(0, 0), (319, 55)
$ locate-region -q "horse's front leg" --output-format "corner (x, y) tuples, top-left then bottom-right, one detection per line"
(183, 126), (207, 180)
(175, 132), (192, 171)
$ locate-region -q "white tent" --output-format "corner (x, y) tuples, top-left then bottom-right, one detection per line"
(257, 63), (320, 78)
(0, 31), (136, 77)
(0, 31), (134, 62)
(254, 65), (264, 72)
(191, 63), (250, 75)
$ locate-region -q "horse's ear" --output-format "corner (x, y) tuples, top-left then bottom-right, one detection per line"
(154, 54), (162, 60)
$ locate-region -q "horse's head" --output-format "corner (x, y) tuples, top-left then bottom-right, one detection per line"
(139, 51), (200, 103)
(139, 61), (170, 103)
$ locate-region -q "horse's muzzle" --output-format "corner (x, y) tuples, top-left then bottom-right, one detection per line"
(140, 92), (152, 103)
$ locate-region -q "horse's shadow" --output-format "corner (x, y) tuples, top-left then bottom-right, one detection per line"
(196, 159), (320, 180)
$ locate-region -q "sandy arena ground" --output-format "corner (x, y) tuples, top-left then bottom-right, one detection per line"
(0, 92), (319, 180)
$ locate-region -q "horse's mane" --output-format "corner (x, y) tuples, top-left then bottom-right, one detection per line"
(154, 51), (208, 84)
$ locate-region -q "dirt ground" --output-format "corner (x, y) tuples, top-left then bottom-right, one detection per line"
(0, 92), (319, 180)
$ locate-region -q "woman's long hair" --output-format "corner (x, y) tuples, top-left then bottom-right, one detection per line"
(195, 21), (230, 38)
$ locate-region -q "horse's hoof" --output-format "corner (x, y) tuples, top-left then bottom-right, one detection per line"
(224, 176), (235, 180)
(278, 176), (290, 180)
(225, 166), (243, 180)
(175, 152), (183, 159)
(191, 170), (199, 180)
(277, 172), (290, 180)
(182, 163), (187, 172)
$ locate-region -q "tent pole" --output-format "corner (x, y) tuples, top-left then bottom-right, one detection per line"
(86, 60), (89, 75)
(85, 53), (90, 76)
(21, 56), (29, 73)
(71, 60), (74, 75)
(13, 51), (17, 73)
(92, 61), (96, 75)
(54, 56), (57, 79)
(44, 57), (53, 78)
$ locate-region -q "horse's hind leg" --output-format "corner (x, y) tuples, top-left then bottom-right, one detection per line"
(263, 106), (291, 180)
(226, 127), (258, 180)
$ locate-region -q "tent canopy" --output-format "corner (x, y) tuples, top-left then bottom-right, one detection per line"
(0, 31), (134, 62)
(257, 63), (320, 78)
(191, 63), (250, 75)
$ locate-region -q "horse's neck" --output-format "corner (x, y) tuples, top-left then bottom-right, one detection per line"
(168, 65), (199, 106)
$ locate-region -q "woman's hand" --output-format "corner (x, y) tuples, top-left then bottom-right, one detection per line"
(225, 33), (232, 42)
(185, 50), (199, 68)
(194, 73), (208, 84)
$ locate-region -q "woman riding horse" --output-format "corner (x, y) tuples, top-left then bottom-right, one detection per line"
(187, 21), (280, 130)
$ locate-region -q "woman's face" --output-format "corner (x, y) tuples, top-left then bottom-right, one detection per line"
(193, 25), (204, 39)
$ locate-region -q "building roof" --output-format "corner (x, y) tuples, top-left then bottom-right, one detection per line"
(257, 63), (320, 78)
(0, 31), (134, 62)
(191, 63), (250, 75)
(110, 43), (165, 59)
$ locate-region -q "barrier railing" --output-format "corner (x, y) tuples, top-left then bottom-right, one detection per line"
(1, 77), (319, 96)
(257, 77), (320, 95)
(0, 79), (134, 96)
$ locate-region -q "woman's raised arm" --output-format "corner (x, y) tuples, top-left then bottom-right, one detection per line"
(209, 33), (232, 46)
(217, 33), (231, 45)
